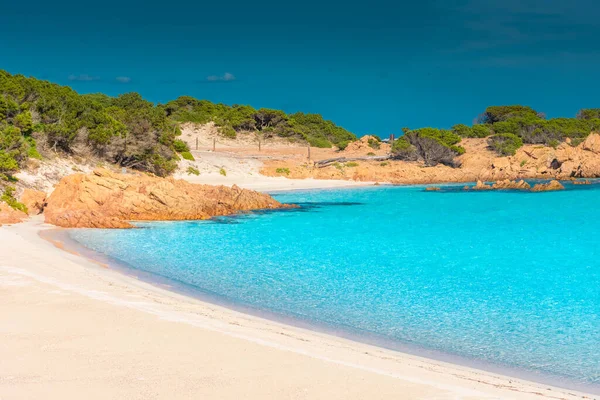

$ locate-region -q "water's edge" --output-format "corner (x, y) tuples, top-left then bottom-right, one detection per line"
(40, 225), (600, 396)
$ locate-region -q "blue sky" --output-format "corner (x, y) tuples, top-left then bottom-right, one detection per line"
(1, 0), (599, 136)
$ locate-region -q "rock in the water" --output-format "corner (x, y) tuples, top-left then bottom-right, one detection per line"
(473, 180), (492, 190)
(531, 180), (565, 192)
(425, 186), (440, 191)
(20, 189), (47, 215)
(491, 179), (531, 190)
(0, 202), (27, 225)
(44, 168), (296, 228)
(572, 180), (591, 185)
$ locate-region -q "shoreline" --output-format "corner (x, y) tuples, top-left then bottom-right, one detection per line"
(46, 225), (600, 395)
(1, 216), (596, 399)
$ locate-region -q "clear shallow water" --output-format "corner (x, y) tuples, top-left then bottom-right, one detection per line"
(69, 182), (600, 391)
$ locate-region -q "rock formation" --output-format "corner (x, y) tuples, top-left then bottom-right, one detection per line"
(491, 179), (531, 190)
(472, 180), (492, 190)
(531, 180), (565, 192)
(0, 202), (27, 225)
(343, 135), (390, 155)
(44, 169), (295, 228)
(582, 133), (600, 154)
(262, 134), (600, 184)
(20, 189), (47, 215)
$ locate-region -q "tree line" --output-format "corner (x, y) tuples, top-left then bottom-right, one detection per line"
(164, 96), (356, 149)
(0, 70), (357, 183)
(392, 105), (600, 166)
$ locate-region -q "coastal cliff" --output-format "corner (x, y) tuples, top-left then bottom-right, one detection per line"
(44, 169), (293, 228)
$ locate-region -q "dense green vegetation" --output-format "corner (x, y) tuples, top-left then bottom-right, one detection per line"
(0, 70), (356, 191)
(488, 133), (523, 156)
(1, 70), (180, 179)
(394, 105), (600, 161)
(476, 105), (600, 154)
(1, 185), (27, 213)
(186, 166), (200, 175)
(164, 96), (356, 148)
(392, 127), (464, 166)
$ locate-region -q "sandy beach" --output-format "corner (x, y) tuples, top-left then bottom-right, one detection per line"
(1, 213), (595, 400)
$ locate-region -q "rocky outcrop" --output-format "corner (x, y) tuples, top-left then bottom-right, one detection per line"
(531, 180), (565, 192)
(491, 179), (531, 190)
(262, 134), (600, 184)
(343, 135), (390, 155)
(0, 202), (27, 225)
(582, 133), (600, 154)
(20, 189), (47, 215)
(572, 180), (591, 185)
(472, 180), (492, 190)
(44, 169), (295, 228)
(468, 180), (530, 190)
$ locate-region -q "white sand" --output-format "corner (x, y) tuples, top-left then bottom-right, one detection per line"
(1, 216), (594, 399)
(174, 150), (377, 191)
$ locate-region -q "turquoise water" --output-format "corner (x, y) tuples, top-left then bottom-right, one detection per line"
(68, 182), (600, 392)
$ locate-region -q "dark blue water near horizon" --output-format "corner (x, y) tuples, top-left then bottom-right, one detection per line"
(68, 182), (600, 393)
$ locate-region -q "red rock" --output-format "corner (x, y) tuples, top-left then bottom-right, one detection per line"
(20, 189), (47, 215)
(531, 180), (565, 192)
(491, 179), (531, 190)
(473, 180), (492, 190)
(581, 133), (600, 154)
(0, 202), (27, 225)
(44, 169), (296, 228)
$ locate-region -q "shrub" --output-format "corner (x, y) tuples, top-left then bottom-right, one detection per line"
(275, 167), (290, 175)
(453, 124), (490, 138)
(173, 139), (190, 152)
(186, 166), (200, 175)
(480, 105), (540, 124)
(306, 136), (332, 148)
(337, 140), (350, 150)
(345, 162), (359, 167)
(391, 137), (417, 161)
(1, 186), (27, 213)
(471, 125), (492, 138)
(0, 71), (182, 177)
(577, 109), (600, 120)
(520, 160), (527, 167)
(488, 133), (523, 156)
(0, 151), (19, 174)
(367, 137), (381, 149)
(548, 139), (560, 149)
(570, 137), (585, 147)
(180, 151), (195, 161)
(452, 124), (472, 137)
(220, 125), (237, 139)
(367, 152), (376, 156)
(219, 167), (226, 176)
(451, 145), (466, 155)
(393, 129), (461, 166)
(380, 161), (389, 166)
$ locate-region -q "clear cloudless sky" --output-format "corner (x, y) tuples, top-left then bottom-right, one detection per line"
(1, 0), (599, 136)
